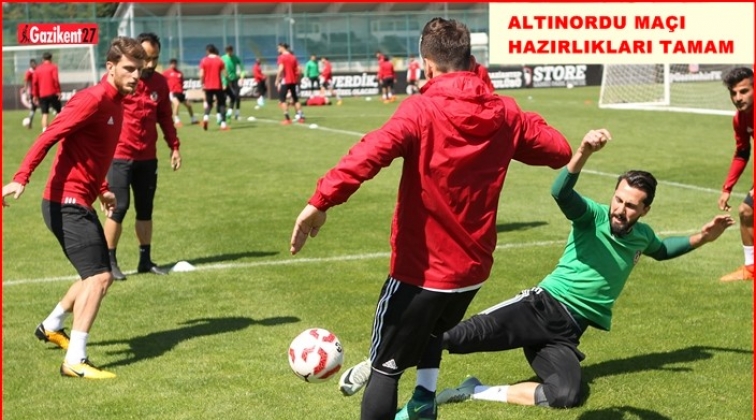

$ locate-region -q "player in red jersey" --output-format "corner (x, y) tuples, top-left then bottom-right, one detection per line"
(32, 51), (62, 132)
(104, 32), (182, 281)
(199, 44), (229, 131)
(23, 58), (38, 129)
(377, 55), (396, 103)
(718, 67), (754, 282)
(275, 42), (304, 124)
(319, 56), (341, 105)
(471, 55), (495, 93)
(290, 18), (572, 420)
(252, 58), (267, 107)
(407, 54), (422, 95)
(163, 58), (198, 127)
(2, 37), (145, 379)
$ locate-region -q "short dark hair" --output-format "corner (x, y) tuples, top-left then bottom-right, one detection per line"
(137, 32), (161, 50)
(206, 44), (219, 55)
(419, 17), (471, 73)
(106, 36), (147, 64)
(30, 59), (37, 65)
(723, 67), (754, 89)
(42, 52), (52, 61)
(278, 42), (289, 51)
(225, 45), (234, 53)
(616, 170), (657, 206)
(169, 58), (178, 65)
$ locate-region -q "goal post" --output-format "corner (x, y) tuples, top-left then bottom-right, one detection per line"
(598, 63), (751, 116)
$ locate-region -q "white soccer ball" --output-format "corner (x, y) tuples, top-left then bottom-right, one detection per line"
(288, 328), (344, 383)
(22, 117), (30, 127)
(566, 83), (575, 89)
(309, 123), (318, 129)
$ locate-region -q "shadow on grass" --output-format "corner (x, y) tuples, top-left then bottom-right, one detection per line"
(576, 406), (673, 420)
(91, 315), (299, 368)
(163, 251), (279, 267)
(495, 221), (547, 233)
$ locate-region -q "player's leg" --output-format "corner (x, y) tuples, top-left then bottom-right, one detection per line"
(202, 90), (213, 130)
(39, 96), (51, 132)
(290, 85), (304, 122)
(170, 93), (182, 126)
(104, 159), (132, 281)
(231, 80), (241, 119)
(131, 159), (167, 274)
(40, 200), (116, 379)
(279, 84), (292, 124)
(180, 94), (197, 123)
(721, 188), (755, 281)
(216, 90), (229, 130)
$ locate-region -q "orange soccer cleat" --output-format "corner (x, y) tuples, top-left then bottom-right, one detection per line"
(719, 264), (754, 282)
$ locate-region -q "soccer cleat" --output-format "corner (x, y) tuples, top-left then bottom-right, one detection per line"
(202, 120), (208, 131)
(174, 121), (183, 128)
(719, 264), (754, 282)
(280, 119), (292, 125)
(111, 262), (127, 281)
(339, 360), (371, 396)
(137, 262), (168, 275)
(35, 323), (70, 350)
(60, 358), (116, 379)
(436, 376), (482, 405)
(395, 387), (437, 420)
(220, 125), (231, 131)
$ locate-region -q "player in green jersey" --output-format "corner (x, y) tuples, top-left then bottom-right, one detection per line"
(432, 128), (734, 410)
(221, 45), (243, 121)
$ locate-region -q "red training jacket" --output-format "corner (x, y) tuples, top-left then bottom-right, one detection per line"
(13, 80), (124, 208)
(723, 109), (754, 192)
(378, 60), (395, 80)
(32, 61), (60, 98)
(114, 72), (180, 161)
(163, 67), (185, 94)
(308, 72), (572, 290)
(199, 55), (225, 90)
(253, 63), (265, 82)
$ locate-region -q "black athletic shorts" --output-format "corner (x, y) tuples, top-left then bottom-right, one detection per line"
(367, 276), (478, 376)
(107, 159), (159, 223)
(42, 199), (110, 280)
(382, 78), (395, 89)
(170, 92), (187, 103)
(745, 186), (754, 208)
(39, 94), (62, 114)
(204, 89), (226, 110)
(278, 83), (299, 104)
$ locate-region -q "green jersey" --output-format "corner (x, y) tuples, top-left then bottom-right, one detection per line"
(304, 59), (319, 78)
(221, 53), (242, 82)
(539, 169), (664, 331)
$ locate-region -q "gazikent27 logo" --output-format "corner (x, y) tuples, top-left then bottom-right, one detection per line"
(18, 23), (99, 45)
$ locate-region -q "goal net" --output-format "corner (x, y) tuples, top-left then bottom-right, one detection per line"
(2, 44), (97, 110)
(598, 64), (752, 116)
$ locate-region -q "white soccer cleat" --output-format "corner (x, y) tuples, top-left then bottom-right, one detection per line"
(338, 359), (371, 396)
(436, 376), (482, 405)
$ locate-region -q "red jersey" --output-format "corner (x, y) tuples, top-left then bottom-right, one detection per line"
(162, 67), (185, 94)
(199, 55), (225, 90)
(253, 63), (265, 82)
(115, 72), (180, 161)
(24, 68), (34, 87)
(277, 53), (299, 85)
(723, 109), (754, 192)
(32, 61), (60, 98)
(473, 63), (495, 93)
(407, 60), (421, 82)
(308, 73), (572, 290)
(378, 60), (395, 80)
(306, 96), (328, 106)
(13, 80), (124, 208)
(321, 60), (333, 81)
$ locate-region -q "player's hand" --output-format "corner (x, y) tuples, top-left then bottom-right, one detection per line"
(171, 150), (182, 171)
(99, 191), (117, 217)
(290, 204), (327, 255)
(718, 191), (731, 211)
(2, 181), (26, 207)
(581, 129), (612, 153)
(699, 214), (735, 243)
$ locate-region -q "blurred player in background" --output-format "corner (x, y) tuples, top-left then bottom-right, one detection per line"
(378, 55), (396, 103)
(407, 54), (421, 95)
(252, 58), (267, 107)
(319, 56), (341, 105)
(304, 54), (320, 93)
(275, 42), (304, 124)
(32, 52), (62, 132)
(163, 58), (198, 127)
(718, 67), (754, 282)
(22, 58), (38, 130)
(199, 43), (229, 131)
(222, 45), (243, 121)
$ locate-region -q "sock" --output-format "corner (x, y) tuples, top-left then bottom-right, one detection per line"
(284, 113), (290, 120)
(415, 368), (439, 393)
(203, 114), (209, 121)
(139, 244), (151, 266)
(174, 116), (180, 123)
(471, 385), (509, 403)
(42, 303), (69, 332)
(412, 385), (435, 401)
(108, 248), (118, 264)
(744, 246), (754, 266)
(65, 330), (89, 364)
(190, 115), (197, 122)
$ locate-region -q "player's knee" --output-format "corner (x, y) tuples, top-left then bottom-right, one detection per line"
(109, 202), (129, 223)
(537, 379), (581, 408)
(739, 201), (753, 220)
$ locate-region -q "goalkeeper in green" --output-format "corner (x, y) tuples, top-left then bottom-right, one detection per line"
(436, 128), (734, 409)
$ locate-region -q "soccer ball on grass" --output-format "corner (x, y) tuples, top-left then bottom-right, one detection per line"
(288, 328), (344, 383)
(22, 117), (30, 127)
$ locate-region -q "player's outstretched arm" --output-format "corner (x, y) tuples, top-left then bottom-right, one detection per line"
(290, 204), (327, 255)
(566, 129), (611, 174)
(690, 214), (735, 249)
(2, 181), (25, 207)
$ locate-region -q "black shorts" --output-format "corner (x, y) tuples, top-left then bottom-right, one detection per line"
(225, 80), (240, 100)
(367, 276), (478, 375)
(42, 200), (110, 280)
(308, 77), (320, 90)
(39, 94), (62, 114)
(382, 78), (395, 89)
(254, 79), (267, 97)
(744, 186), (754, 208)
(170, 92), (187, 103)
(322, 80), (331, 89)
(278, 83), (299, 104)
(107, 159), (159, 223)
(204, 89), (226, 110)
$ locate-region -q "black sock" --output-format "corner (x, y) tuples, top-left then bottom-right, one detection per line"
(139, 245), (151, 266)
(361, 371), (399, 420)
(108, 248), (118, 264)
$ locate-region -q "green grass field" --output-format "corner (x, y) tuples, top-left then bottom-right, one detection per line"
(2, 86), (753, 420)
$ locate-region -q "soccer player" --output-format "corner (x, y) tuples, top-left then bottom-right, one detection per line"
(222, 45), (243, 121)
(252, 58), (267, 107)
(431, 130), (733, 409)
(2, 36), (145, 379)
(32, 51), (62, 132)
(289, 17), (572, 420)
(163, 58), (198, 127)
(378, 55), (396, 103)
(407, 54), (421, 95)
(275, 42), (304, 125)
(471, 55), (494, 93)
(23, 58), (38, 130)
(304, 54), (320, 93)
(104, 32), (182, 281)
(319, 56), (341, 105)
(718, 67), (754, 282)
(199, 44), (229, 131)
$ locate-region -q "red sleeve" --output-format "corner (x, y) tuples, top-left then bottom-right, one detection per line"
(308, 102), (418, 210)
(53, 65), (61, 94)
(32, 72), (39, 97)
(511, 110), (572, 169)
(478, 66), (494, 92)
(12, 91), (99, 185)
(723, 115), (752, 192)
(157, 79), (180, 151)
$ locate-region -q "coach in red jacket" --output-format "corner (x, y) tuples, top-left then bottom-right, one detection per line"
(290, 17), (572, 420)
(104, 32), (181, 280)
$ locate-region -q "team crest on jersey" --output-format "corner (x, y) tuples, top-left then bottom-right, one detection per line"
(150, 91), (158, 101)
(633, 250), (642, 265)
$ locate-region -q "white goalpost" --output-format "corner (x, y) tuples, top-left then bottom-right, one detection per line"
(2, 43), (98, 92)
(598, 63), (751, 116)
